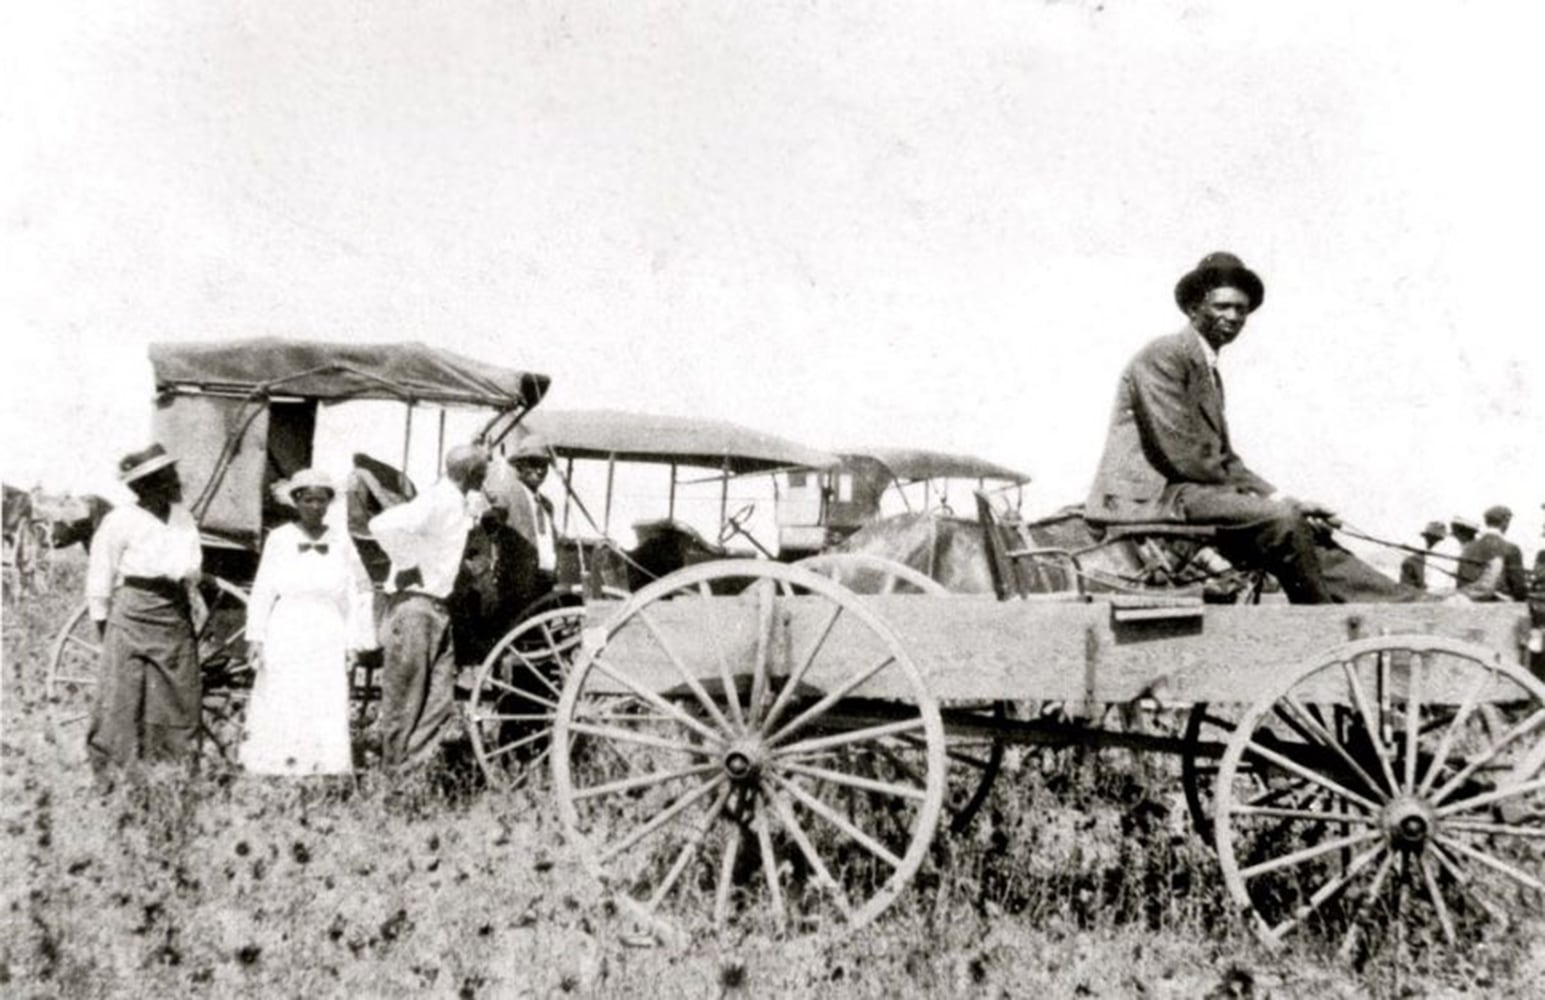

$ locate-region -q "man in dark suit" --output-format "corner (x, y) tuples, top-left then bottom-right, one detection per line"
(1400, 521), (1448, 590)
(484, 432), (561, 620)
(1086, 251), (1423, 604)
(1457, 505), (1529, 601)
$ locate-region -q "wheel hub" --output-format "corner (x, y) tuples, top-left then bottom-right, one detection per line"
(722, 739), (767, 783)
(1382, 795), (1437, 851)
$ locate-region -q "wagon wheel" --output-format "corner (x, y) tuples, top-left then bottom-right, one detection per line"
(552, 559), (946, 939)
(1181, 702), (1239, 844)
(794, 553), (946, 596)
(45, 577), (251, 766)
(1215, 635), (1545, 958)
(466, 605), (587, 789)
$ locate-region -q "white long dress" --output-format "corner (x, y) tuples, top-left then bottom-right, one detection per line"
(241, 523), (375, 775)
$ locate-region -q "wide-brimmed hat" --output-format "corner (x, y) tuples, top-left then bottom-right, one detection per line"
(118, 443), (178, 485)
(286, 467), (336, 500)
(1421, 520), (1447, 540)
(1175, 251), (1265, 314)
(509, 432), (552, 464)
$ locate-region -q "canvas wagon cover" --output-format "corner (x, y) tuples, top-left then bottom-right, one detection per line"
(518, 409), (839, 475)
(844, 447), (1029, 484)
(150, 338), (550, 408)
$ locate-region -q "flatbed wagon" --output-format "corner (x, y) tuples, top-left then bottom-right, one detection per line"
(539, 556), (1543, 953)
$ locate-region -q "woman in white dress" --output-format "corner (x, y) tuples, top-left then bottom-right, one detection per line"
(242, 469), (375, 775)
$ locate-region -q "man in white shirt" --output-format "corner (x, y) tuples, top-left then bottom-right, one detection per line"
(85, 444), (204, 775)
(368, 444), (489, 770)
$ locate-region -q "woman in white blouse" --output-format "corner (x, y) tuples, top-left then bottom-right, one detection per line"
(242, 469), (375, 775)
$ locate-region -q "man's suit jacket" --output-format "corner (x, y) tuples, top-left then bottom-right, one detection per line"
(1457, 532), (1529, 600)
(1086, 327), (1274, 523)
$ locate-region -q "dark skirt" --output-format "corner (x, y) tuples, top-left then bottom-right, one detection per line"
(87, 582), (200, 770)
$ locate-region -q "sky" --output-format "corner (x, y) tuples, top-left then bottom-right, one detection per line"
(2, 0), (1542, 566)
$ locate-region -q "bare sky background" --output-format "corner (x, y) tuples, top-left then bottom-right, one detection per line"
(3, 1), (1541, 562)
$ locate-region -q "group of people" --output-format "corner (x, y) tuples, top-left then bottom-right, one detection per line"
(1400, 508), (1539, 601)
(84, 435), (561, 780)
(1086, 251), (1543, 606)
(82, 248), (1539, 777)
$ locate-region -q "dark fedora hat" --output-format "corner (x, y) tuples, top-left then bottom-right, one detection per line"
(1174, 251), (1265, 313)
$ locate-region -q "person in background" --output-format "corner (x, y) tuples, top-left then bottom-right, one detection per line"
(1400, 521), (1448, 591)
(84, 444), (203, 776)
(1457, 505), (1529, 601)
(488, 432), (560, 618)
(1431, 514), (1478, 579)
(368, 444), (488, 770)
(241, 469), (375, 776)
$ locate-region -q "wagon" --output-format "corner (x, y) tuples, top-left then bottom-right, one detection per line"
(45, 338), (550, 764)
(538, 498), (1545, 954)
(462, 410), (955, 788)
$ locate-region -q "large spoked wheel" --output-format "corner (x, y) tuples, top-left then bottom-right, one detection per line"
(1216, 635), (1545, 958)
(45, 577), (252, 766)
(1181, 702), (1240, 845)
(793, 553), (946, 596)
(467, 606), (587, 789)
(796, 554), (1004, 833)
(552, 560), (946, 939)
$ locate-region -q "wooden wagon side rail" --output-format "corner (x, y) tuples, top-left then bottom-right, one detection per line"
(582, 597), (1532, 706)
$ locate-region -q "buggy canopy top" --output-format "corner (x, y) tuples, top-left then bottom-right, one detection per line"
(515, 409), (839, 475)
(150, 338), (550, 409)
(841, 447), (1029, 485)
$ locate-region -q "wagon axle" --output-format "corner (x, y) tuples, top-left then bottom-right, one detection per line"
(1382, 796), (1436, 851)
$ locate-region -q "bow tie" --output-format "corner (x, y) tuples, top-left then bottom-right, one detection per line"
(299, 542), (329, 554)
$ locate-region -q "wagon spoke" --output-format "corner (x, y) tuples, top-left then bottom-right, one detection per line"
(50, 673), (96, 686)
(481, 727), (553, 761)
(477, 674), (559, 708)
(1434, 833), (1545, 895)
(713, 812), (745, 928)
(589, 655), (725, 746)
(63, 635), (98, 653)
(752, 804), (785, 928)
(747, 579), (776, 727)
(1436, 776), (1545, 819)
(1265, 843), (1386, 944)
(1432, 709), (1545, 806)
(1336, 851), (1396, 961)
(1242, 739), (1381, 814)
(772, 718), (926, 760)
(54, 711), (90, 726)
(697, 589), (746, 733)
(1430, 841), (1512, 926)
(599, 774), (728, 865)
(568, 721), (716, 757)
(1229, 804), (1374, 825)
(644, 786), (732, 913)
(768, 789), (853, 919)
(1419, 853), (1458, 946)
(873, 742), (929, 790)
(1403, 653), (1424, 794)
(1343, 659), (1400, 797)
(778, 760), (928, 802)
(1238, 828), (1382, 880)
(1439, 817), (1545, 839)
(1416, 669), (1490, 797)
(764, 655), (897, 747)
(471, 711), (556, 724)
(768, 772), (902, 869)
(639, 608), (737, 737)
(1276, 695), (1387, 800)
(759, 604), (843, 738)
(572, 762), (720, 802)
(505, 656), (564, 700)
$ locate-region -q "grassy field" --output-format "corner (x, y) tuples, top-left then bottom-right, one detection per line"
(3, 560), (1540, 998)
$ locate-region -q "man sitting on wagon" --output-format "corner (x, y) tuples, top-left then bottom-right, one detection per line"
(1085, 251), (1426, 605)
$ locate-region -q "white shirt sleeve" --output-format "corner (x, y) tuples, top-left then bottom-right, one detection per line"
(368, 494), (430, 568)
(343, 536), (378, 651)
(86, 511), (127, 623)
(244, 527), (285, 644)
